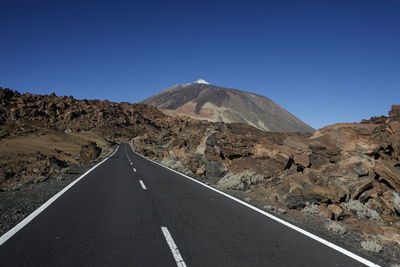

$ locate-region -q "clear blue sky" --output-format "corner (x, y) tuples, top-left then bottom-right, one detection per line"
(1, 0), (399, 129)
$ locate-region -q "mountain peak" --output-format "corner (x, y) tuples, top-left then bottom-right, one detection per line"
(193, 79), (210, 84)
(143, 82), (315, 133)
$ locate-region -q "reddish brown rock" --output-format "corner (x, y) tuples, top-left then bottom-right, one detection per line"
(318, 204), (333, 219)
(196, 167), (205, 176)
(328, 204), (344, 220)
(374, 160), (400, 192)
(349, 176), (374, 200)
(293, 153), (310, 168)
(380, 191), (400, 215)
(378, 226), (400, 245)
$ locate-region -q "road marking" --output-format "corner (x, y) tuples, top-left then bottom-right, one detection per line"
(139, 180), (147, 190)
(0, 145), (120, 247)
(133, 168), (136, 172)
(129, 143), (379, 267)
(130, 162), (133, 165)
(161, 227), (186, 267)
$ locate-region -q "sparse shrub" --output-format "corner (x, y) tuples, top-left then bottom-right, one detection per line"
(345, 200), (380, 221)
(393, 192), (400, 212)
(217, 170), (264, 191)
(302, 203), (319, 215)
(159, 157), (192, 175)
(360, 240), (382, 253)
(263, 205), (274, 211)
(263, 205), (286, 214)
(326, 222), (346, 235)
(276, 208), (286, 214)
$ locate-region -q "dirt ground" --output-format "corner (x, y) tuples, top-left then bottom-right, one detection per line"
(0, 130), (110, 164)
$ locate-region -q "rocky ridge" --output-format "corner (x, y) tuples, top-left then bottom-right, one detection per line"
(0, 88), (168, 141)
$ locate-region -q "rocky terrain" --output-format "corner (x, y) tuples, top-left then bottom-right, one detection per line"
(1, 87), (400, 265)
(143, 79), (315, 133)
(133, 105), (400, 265)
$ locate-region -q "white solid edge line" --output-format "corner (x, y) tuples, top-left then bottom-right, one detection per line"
(0, 145), (120, 247)
(129, 144), (379, 267)
(161, 227), (187, 267)
(139, 180), (147, 190)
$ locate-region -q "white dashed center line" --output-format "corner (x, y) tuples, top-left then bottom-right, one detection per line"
(139, 180), (147, 190)
(161, 227), (186, 267)
(133, 168), (136, 172)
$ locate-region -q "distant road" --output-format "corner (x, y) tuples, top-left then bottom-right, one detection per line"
(0, 143), (376, 266)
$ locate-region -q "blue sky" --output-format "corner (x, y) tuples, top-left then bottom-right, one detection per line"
(1, 0), (399, 129)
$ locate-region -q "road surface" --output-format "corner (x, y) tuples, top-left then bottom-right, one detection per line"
(0, 143), (374, 266)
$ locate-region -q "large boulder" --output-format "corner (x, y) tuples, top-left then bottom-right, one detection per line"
(80, 142), (102, 164)
(272, 171), (347, 209)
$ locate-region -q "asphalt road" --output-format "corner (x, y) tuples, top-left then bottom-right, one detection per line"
(0, 143), (373, 266)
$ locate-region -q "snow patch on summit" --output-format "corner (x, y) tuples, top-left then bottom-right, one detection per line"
(193, 79), (210, 84)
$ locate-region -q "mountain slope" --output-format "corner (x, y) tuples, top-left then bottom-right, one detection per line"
(143, 80), (315, 133)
